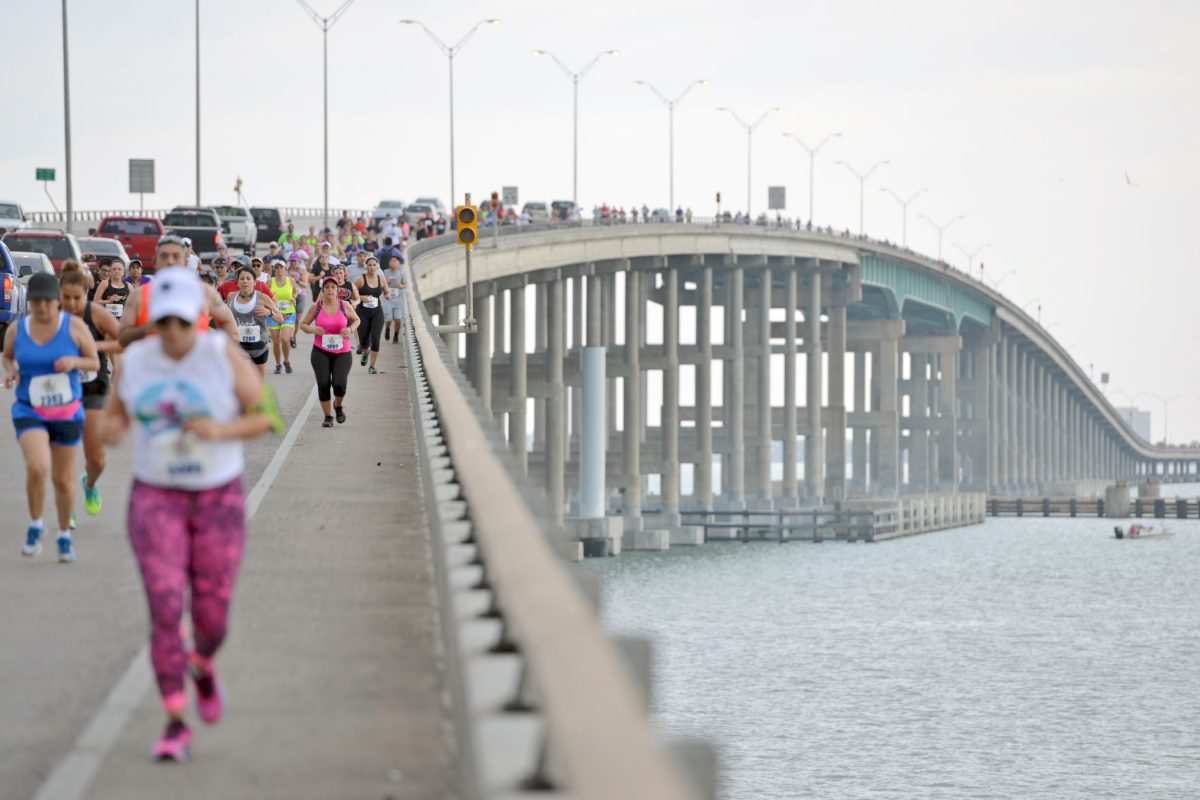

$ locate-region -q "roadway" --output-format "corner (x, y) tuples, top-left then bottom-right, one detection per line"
(0, 333), (452, 799)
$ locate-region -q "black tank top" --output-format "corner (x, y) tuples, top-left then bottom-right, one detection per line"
(101, 280), (130, 304)
(357, 274), (384, 313)
(82, 302), (109, 377)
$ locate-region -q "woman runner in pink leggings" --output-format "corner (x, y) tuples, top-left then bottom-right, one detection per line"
(102, 268), (271, 761)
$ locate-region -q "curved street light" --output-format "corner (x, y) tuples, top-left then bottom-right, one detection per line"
(533, 48), (620, 207)
(782, 131), (841, 226)
(880, 186), (928, 246)
(717, 106), (782, 217)
(635, 79), (708, 210)
(835, 159), (889, 236)
(400, 18), (502, 206)
(1151, 393), (1179, 443)
(954, 241), (991, 278)
(918, 213), (963, 261)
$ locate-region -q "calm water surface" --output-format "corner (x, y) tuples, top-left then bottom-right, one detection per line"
(584, 515), (1200, 799)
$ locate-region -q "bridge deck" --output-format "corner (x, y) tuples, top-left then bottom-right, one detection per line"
(0, 340), (454, 799)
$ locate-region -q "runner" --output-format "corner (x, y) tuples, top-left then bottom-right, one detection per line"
(211, 256), (231, 290)
(228, 265), (282, 378)
(299, 275), (359, 427)
(286, 252), (307, 349)
(88, 259), (110, 302)
(3, 272), (100, 562)
(218, 256), (274, 302)
(102, 267), (271, 762)
(267, 260), (298, 374)
(120, 235), (238, 346)
(306, 250), (334, 302)
(128, 259), (151, 287)
(353, 256), (390, 374)
(60, 263), (122, 516)
(94, 258), (133, 322)
(381, 253), (407, 344)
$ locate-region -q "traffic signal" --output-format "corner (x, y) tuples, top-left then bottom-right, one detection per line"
(456, 205), (478, 246)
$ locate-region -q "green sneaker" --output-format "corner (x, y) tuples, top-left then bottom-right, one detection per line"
(69, 512), (77, 530)
(82, 474), (102, 516)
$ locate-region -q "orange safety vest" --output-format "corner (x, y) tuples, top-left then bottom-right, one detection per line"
(135, 283), (212, 331)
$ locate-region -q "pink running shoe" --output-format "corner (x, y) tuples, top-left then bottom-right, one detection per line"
(153, 719), (192, 762)
(190, 661), (224, 725)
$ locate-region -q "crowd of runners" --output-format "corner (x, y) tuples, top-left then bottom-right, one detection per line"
(2, 218), (411, 761)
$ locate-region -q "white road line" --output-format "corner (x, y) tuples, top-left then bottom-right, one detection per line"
(32, 386), (319, 800)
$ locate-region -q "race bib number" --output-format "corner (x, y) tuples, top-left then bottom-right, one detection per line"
(239, 325), (261, 344)
(32, 373), (72, 409)
(106, 303), (124, 319)
(321, 334), (344, 351)
(362, 296), (379, 309)
(79, 370), (99, 384)
(150, 429), (214, 482)
(278, 300), (293, 313)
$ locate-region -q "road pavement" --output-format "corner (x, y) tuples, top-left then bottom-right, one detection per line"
(0, 330), (453, 799)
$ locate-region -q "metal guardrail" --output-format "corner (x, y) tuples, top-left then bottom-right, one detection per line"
(402, 259), (703, 799)
(26, 207), (374, 225)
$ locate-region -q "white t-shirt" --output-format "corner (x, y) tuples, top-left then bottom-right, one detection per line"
(119, 333), (244, 490)
(186, 254), (200, 272)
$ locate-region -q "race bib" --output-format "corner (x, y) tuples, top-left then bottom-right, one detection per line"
(278, 300), (293, 313)
(389, 288), (399, 299)
(239, 325), (261, 344)
(32, 373), (72, 409)
(79, 370), (99, 384)
(321, 333), (344, 351)
(150, 429), (214, 482)
(106, 303), (124, 319)
(362, 296), (379, 309)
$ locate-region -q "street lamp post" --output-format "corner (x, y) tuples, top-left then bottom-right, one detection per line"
(401, 18), (502, 211)
(533, 49), (619, 209)
(918, 213), (964, 261)
(880, 186), (928, 247)
(954, 241), (991, 277)
(1152, 394), (1179, 443)
(295, 0), (357, 228)
(61, 0), (73, 230)
(782, 132), (841, 226)
(635, 79), (708, 211)
(195, 0), (201, 205)
(835, 159), (889, 236)
(717, 106), (781, 218)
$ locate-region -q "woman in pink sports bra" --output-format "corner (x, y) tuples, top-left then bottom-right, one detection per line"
(299, 275), (359, 427)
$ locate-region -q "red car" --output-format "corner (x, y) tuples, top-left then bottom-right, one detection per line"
(92, 216), (164, 265)
(0, 230), (83, 275)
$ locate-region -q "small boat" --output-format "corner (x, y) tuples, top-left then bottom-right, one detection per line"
(1113, 525), (1175, 540)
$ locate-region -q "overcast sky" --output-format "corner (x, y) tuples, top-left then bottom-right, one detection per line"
(4, 0), (1198, 441)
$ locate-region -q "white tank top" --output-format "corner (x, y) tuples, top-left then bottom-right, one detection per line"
(119, 332), (244, 490)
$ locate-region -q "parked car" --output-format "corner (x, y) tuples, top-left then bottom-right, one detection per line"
(92, 215), (164, 264)
(77, 236), (130, 269)
(8, 251), (55, 286)
(162, 207), (223, 262)
(550, 200), (576, 222)
(0, 230), (82, 274)
(371, 199), (406, 225)
(522, 201), (550, 223)
(0, 200), (30, 236)
(413, 196), (445, 216)
(209, 205), (257, 249)
(0, 242), (27, 350)
(403, 202), (437, 227)
(250, 207), (283, 244)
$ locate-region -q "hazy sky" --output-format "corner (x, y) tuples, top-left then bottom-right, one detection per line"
(4, 0), (1199, 441)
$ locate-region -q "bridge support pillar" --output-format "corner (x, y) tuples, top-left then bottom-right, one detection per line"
(804, 265), (823, 504)
(623, 269), (643, 535)
(782, 270), (799, 505)
(466, 286), (492, 418)
(729, 266), (746, 508)
(753, 268), (773, 506)
(851, 346), (867, 495)
(871, 322), (903, 497)
(509, 284), (528, 474)
(935, 348), (959, 491)
(695, 266), (714, 509)
(546, 278), (565, 525)
(662, 268), (681, 521)
(825, 303), (848, 502)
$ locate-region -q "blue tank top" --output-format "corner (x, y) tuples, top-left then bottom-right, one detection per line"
(13, 313), (84, 423)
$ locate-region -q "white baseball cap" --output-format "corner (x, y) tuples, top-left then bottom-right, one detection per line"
(149, 268), (204, 323)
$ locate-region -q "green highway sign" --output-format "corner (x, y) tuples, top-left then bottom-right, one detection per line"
(36, 167), (56, 181)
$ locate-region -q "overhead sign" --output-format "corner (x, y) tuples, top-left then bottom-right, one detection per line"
(502, 185), (519, 207)
(36, 167), (55, 181)
(768, 186), (786, 211)
(129, 159), (155, 194)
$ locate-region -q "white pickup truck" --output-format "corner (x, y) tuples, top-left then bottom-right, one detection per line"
(0, 200), (30, 237)
(209, 205), (258, 249)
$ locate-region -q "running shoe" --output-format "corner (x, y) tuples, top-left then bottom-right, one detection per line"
(57, 536), (75, 564)
(21, 526), (42, 557)
(335, 406), (346, 424)
(368, 365), (377, 375)
(284, 361), (293, 374)
(152, 719), (192, 762)
(274, 364), (282, 375)
(69, 513), (77, 530)
(360, 352), (368, 367)
(190, 661), (224, 724)
(356, 346), (363, 355)
(81, 474), (102, 516)
(322, 415), (334, 428)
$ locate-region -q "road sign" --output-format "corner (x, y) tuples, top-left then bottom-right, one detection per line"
(36, 167), (55, 181)
(502, 186), (518, 207)
(768, 186), (786, 211)
(129, 159), (155, 194)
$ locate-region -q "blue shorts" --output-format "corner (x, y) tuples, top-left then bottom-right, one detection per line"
(267, 312), (297, 330)
(13, 416), (84, 447)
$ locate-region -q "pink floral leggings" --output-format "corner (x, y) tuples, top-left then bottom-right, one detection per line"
(128, 478), (246, 713)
